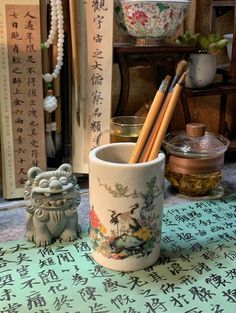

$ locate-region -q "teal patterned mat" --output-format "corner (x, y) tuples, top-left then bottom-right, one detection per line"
(0, 196), (236, 313)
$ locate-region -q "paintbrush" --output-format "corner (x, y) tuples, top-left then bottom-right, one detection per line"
(147, 72), (187, 161)
(139, 60), (188, 162)
(129, 75), (171, 163)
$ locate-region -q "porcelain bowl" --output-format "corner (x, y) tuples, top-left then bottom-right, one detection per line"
(115, 0), (191, 45)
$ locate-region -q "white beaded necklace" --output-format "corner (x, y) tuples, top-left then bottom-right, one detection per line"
(42, 0), (64, 113)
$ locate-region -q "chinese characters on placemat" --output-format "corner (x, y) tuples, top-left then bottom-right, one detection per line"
(0, 197), (235, 312)
(0, 1), (45, 199)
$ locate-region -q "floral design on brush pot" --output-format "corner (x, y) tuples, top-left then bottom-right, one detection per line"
(90, 176), (162, 260)
(115, 0), (190, 45)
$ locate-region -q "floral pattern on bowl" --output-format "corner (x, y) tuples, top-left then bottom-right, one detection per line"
(116, 0), (190, 39)
(114, 0), (128, 33)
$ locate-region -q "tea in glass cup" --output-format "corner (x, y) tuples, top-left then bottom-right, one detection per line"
(97, 116), (145, 145)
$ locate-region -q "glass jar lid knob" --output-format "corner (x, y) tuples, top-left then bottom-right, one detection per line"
(186, 123), (206, 137)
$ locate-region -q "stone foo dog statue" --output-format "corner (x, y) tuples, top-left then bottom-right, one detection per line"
(24, 163), (81, 246)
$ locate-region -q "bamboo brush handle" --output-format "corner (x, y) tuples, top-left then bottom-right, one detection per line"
(140, 62), (188, 162)
(148, 83), (183, 161)
(140, 93), (171, 162)
(129, 76), (171, 163)
(129, 91), (165, 163)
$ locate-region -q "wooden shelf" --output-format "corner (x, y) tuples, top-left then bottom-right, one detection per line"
(210, 0), (235, 20)
(113, 43), (195, 116)
(113, 43), (196, 55)
(210, 0), (234, 6)
(181, 0), (236, 161)
(211, 0), (236, 78)
(183, 82), (236, 97)
(229, 138), (236, 150)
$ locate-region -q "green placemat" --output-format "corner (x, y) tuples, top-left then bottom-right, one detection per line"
(0, 196), (236, 313)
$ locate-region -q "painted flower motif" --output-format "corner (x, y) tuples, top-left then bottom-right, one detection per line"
(169, 8), (174, 19)
(133, 227), (151, 241)
(163, 22), (170, 32)
(99, 224), (107, 234)
(128, 10), (149, 26)
(90, 206), (100, 229)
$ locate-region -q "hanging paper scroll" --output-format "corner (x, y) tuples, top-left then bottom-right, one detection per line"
(72, 0), (113, 174)
(0, 0), (46, 199)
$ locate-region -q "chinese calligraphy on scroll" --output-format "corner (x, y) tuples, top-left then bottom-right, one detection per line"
(72, 0), (113, 173)
(0, 0), (46, 199)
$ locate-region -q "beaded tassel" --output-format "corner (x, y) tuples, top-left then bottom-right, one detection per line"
(41, 0), (64, 157)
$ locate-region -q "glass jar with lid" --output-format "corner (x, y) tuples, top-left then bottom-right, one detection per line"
(163, 123), (230, 197)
